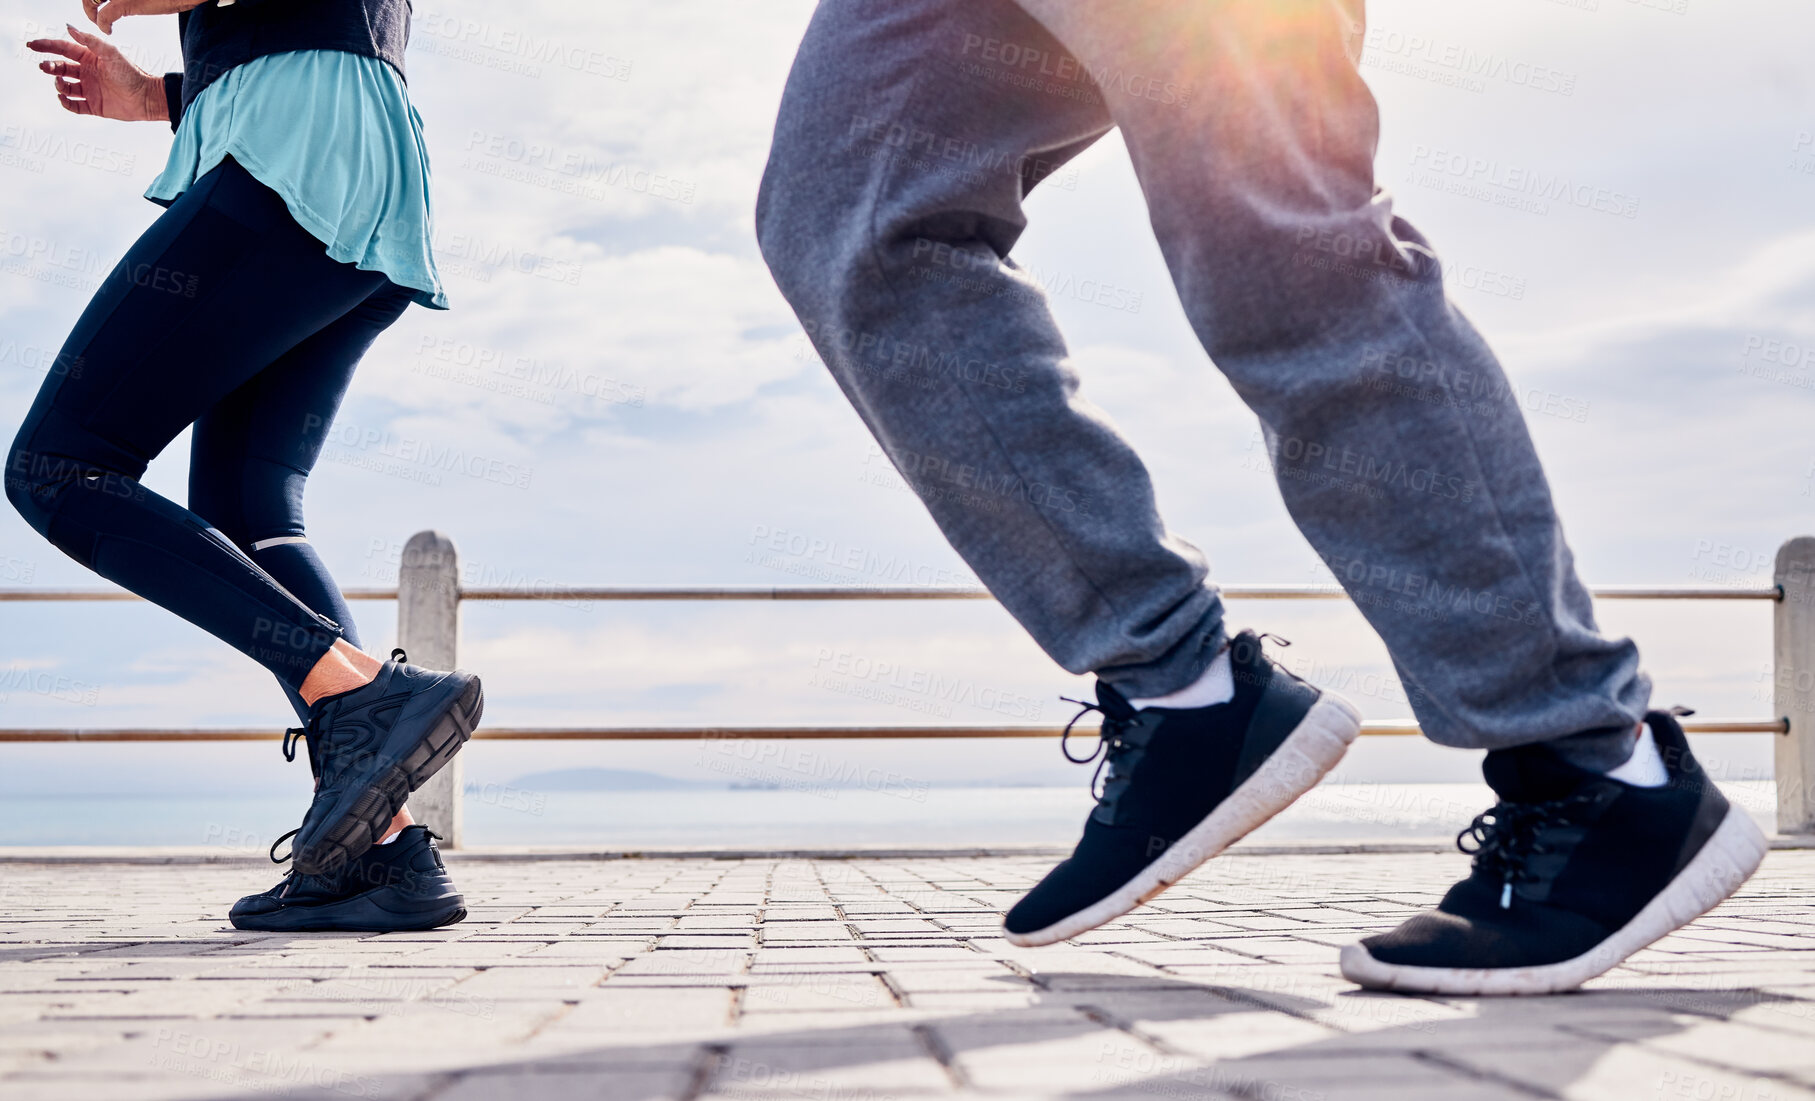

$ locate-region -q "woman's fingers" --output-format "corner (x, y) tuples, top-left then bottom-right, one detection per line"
(89, 0), (202, 34)
(92, 0), (158, 35)
(40, 59), (81, 78)
(56, 93), (90, 115)
(80, 0), (101, 28)
(25, 38), (89, 62)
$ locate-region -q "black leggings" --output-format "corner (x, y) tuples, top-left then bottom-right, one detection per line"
(6, 158), (410, 707)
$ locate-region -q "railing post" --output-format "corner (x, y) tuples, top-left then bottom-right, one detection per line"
(398, 530), (463, 847)
(1775, 535), (1815, 835)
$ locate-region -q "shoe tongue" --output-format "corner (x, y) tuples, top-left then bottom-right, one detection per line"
(1095, 679), (1137, 721)
(1481, 742), (1594, 802)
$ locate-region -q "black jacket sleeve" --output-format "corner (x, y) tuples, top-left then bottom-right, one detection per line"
(161, 72), (184, 131)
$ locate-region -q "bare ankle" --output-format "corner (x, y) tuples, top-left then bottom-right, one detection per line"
(298, 640), (384, 708)
(379, 806), (414, 844)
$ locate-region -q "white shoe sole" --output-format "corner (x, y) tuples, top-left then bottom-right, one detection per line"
(1004, 693), (1362, 948)
(1338, 801), (1769, 996)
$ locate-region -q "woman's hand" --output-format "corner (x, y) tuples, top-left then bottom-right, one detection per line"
(26, 24), (168, 121)
(83, 0), (208, 36)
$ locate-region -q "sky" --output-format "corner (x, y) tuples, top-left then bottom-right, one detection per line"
(0, 0), (1811, 804)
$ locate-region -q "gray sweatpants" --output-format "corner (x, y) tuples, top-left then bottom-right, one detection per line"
(755, 0), (1647, 767)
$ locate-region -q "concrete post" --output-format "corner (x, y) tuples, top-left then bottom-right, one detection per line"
(1775, 536), (1815, 835)
(398, 530), (463, 846)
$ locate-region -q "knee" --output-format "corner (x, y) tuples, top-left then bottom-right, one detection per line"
(754, 122), (901, 309)
(5, 427), (62, 534)
(755, 153), (827, 307)
(185, 466), (243, 548)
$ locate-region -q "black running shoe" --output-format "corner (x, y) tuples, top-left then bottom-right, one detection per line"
(231, 825), (466, 933)
(1003, 631), (1361, 947)
(1340, 708), (1767, 995)
(290, 649), (483, 876)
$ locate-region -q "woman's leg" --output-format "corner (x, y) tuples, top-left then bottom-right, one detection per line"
(4, 158), (394, 691)
(189, 282), (417, 719)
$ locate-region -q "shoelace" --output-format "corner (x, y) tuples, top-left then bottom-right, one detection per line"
(1456, 793), (1594, 910)
(270, 827), (301, 866)
(266, 823), (442, 900)
(281, 722), (316, 765)
(268, 824), (442, 866)
(1057, 636), (1278, 803)
(276, 647), (411, 773)
(1058, 696), (1139, 803)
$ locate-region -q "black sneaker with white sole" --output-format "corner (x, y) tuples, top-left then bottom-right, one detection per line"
(231, 824), (466, 932)
(1340, 708), (1767, 995)
(1003, 631), (1361, 947)
(290, 649), (483, 876)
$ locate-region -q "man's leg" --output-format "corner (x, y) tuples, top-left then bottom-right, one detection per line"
(759, 0), (1365, 950)
(757, 0), (1226, 701)
(1001, 0), (1761, 991)
(1011, 0), (1645, 767)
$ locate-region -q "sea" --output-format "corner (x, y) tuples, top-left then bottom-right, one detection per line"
(0, 782), (1778, 852)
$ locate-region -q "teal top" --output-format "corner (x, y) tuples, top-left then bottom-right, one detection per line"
(147, 49), (447, 310)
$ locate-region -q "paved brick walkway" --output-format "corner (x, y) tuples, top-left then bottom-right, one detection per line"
(2, 850), (1813, 1101)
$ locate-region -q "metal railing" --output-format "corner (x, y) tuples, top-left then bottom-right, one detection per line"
(4, 531), (1813, 843)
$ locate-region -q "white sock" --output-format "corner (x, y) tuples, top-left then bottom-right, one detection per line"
(376, 829), (402, 844)
(1604, 722), (1668, 787)
(1128, 649), (1235, 710)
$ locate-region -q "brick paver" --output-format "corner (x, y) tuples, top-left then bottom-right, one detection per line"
(1, 850), (1812, 1100)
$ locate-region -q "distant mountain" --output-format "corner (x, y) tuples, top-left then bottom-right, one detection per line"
(492, 768), (722, 792)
